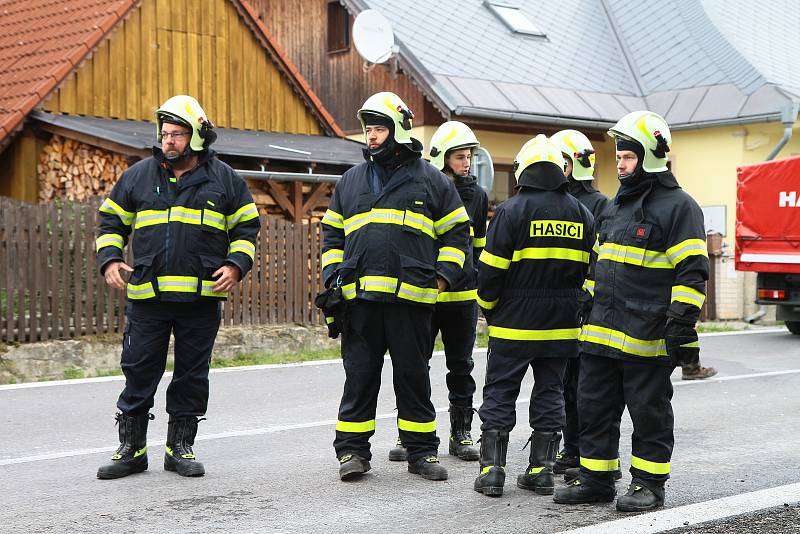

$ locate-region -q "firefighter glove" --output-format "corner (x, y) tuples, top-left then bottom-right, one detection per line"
(314, 285), (345, 339)
(664, 317), (699, 367)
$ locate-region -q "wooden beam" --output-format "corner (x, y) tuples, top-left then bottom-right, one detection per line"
(301, 182), (329, 215)
(291, 181), (303, 224)
(264, 180), (295, 219)
(34, 123), (150, 158)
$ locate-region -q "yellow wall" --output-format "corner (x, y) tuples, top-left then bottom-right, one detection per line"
(0, 132), (42, 202)
(43, 0), (322, 134)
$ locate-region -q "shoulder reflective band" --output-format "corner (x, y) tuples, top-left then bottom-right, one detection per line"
(631, 455), (670, 475)
(397, 418), (436, 433)
(473, 236), (486, 248)
(157, 276), (198, 293)
(582, 279), (595, 297)
(169, 206), (202, 225)
(529, 220), (583, 240)
(488, 326), (580, 341)
(580, 457), (620, 472)
(511, 247), (589, 264)
(479, 249), (511, 270)
(403, 210), (436, 238)
(671, 285), (705, 308)
(126, 281), (156, 300)
(580, 324), (667, 357)
(321, 249), (344, 269)
(341, 283), (357, 300)
(321, 209), (344, 229)
(437, 289), (477, 303)
(397, 282), (438, 304)
(96, 233), (124, 252)
(200, 280), (227, 298)
(436, 246), (465, 267)
(202, 209), (226, 231)
(99, 198), (134, 226)
(336, 420), (376, 433)
(666, 238), (708, 266)
(229, 240), (256, 261)
(476, 293), (498, 309)
(226, 203), (259, 230)
(434, 206), (470, 235)
(359, 275), (398, 294)
(598, 242), (672, 269)
(134, 209), (169, 229)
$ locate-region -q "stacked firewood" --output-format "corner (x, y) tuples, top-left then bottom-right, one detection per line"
(37, 135), (128, 202)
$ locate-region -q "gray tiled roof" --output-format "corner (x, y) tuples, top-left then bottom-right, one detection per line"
(345, 0), (799, 128)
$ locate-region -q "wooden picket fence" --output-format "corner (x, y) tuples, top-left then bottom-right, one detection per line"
(0, 196), (322, 343)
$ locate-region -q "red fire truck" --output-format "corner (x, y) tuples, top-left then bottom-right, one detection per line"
(736, 155), (800, 334)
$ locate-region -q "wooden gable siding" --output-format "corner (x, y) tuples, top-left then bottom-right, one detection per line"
(43, 0), (322, 135)
(250, 0), (442, 133)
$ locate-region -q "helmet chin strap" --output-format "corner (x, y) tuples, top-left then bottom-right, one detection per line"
(165, 147), (193, 166)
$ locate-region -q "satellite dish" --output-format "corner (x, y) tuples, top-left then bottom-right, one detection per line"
(473, 147), (495, 193)
(352, 9), (396, 64)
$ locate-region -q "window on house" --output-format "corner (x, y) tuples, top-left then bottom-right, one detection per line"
(485, 1), (546, 37)
(327, 1), (350, 54)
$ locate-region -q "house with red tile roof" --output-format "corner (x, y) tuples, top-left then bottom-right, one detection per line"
(0, 0), (361, 221)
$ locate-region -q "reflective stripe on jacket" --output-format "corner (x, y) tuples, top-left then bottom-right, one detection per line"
(96, 148), (261, 302)
(321, 156), (470, 307)
(437, 176), (488, 305)
(581, 172), (709, 364)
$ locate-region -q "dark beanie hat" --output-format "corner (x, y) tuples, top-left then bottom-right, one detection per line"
(615, 137), (645, 162)
(362, 112), (394, 130)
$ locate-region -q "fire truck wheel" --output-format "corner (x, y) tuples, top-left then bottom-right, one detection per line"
(785, 321), (800, 335)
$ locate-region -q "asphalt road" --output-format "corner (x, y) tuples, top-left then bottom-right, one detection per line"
(1, 329), (799, 533)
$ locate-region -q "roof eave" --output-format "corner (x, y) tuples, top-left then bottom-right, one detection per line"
(453, 106), (616, 130)
(670, 113), (783, 130)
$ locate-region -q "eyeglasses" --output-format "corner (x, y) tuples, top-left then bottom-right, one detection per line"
(161, 131), (190, 140)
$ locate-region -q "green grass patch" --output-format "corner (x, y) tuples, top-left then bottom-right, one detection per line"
(211, 346), (342, 368)
(63, 367), (85, 380)
(96, 368), (123, 378)
(697, 324), (738, 333)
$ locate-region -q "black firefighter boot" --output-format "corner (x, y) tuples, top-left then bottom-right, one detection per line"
(553, 473), (616, 504)
(473, 430), (509, 497)
(616, 480), (665, 512)
(164, 415), (206, 477)
(553, 449), (579, 474)
(388, 436), (407, 462)
(448, 405), (479, 461)
(517, 431), (560, 495)
(97, 412), (154, 479)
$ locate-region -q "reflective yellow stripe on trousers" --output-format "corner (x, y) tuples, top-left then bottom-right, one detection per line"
(580, 457), (620, 471)
(336, 420), (376, 433)
(631, 455), (670, 475)
(397, 418), (436, 433)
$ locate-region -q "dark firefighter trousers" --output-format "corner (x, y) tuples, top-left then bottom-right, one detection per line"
(117, 300), (221, 417)
(432, 302), (478, 408)
(578, 353), (674, 491)
(334, 300), (439, 462)
(562, 358), (580, 456)
(478, 348), (568, 433)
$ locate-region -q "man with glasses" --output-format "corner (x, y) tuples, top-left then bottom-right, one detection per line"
(95, 95), (260, 480)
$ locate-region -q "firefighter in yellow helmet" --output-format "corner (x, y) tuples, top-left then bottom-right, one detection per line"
(320, 92), (471, 482)
(473, 135), (595, 497)
(96, 95), (260, 480)
(387, 122), (488, 463)
(554, 111), (709, 511)
(548, 129), (613, 478)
